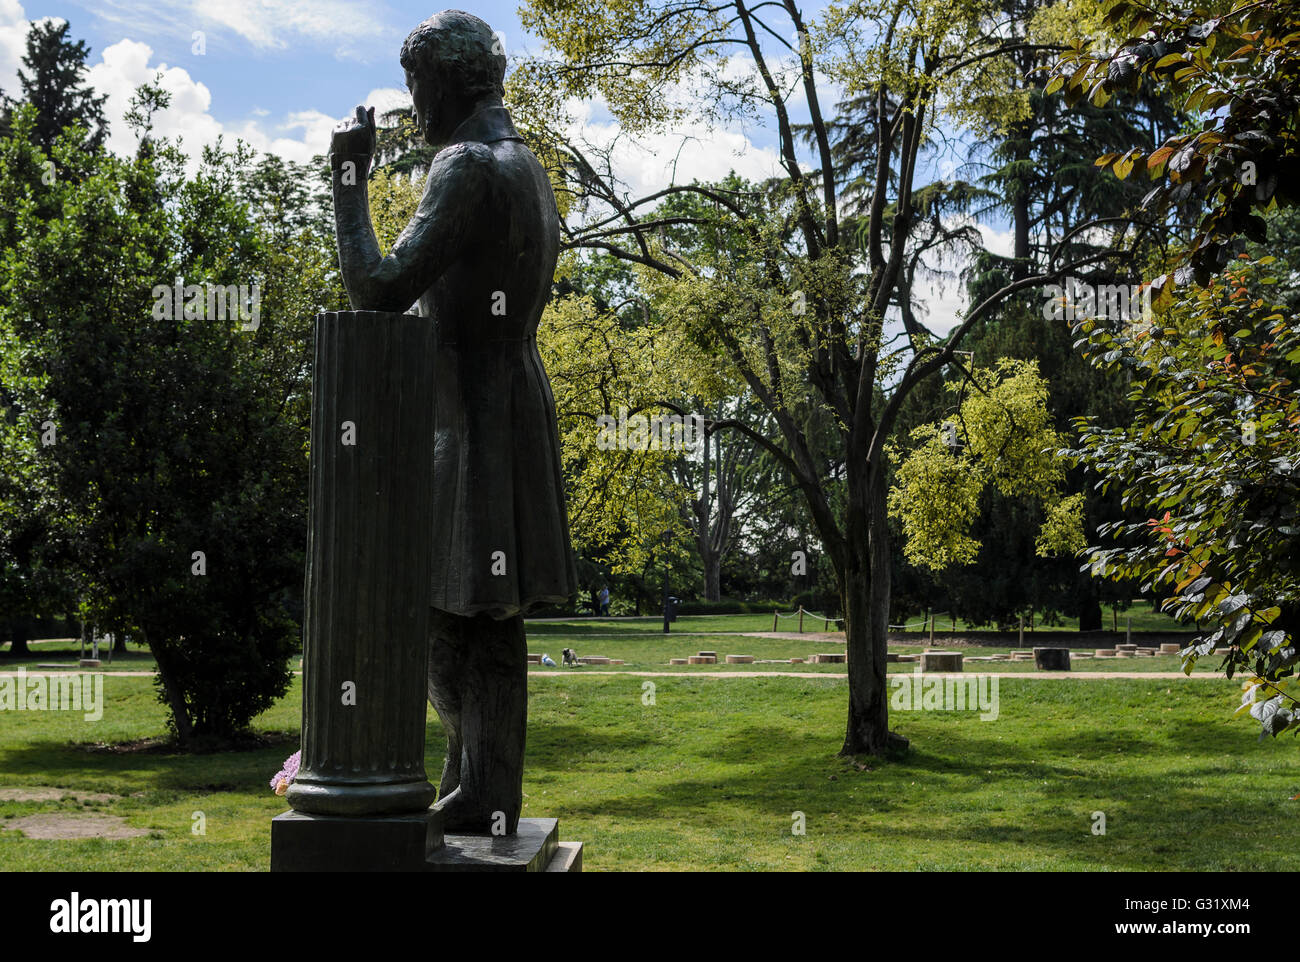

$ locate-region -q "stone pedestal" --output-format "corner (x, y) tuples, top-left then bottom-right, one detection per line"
(271, 814), (582, 872)
(271, 809), (444, 871)
(273, 311), (584, 872)
(426, 818), (576, 872)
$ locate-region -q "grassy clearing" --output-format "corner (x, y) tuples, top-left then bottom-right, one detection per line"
(0, 671), (1292, 871)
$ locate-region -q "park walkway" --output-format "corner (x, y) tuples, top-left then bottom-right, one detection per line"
(0, 668), (1229, 681)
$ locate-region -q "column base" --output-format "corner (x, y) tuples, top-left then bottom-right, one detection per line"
(271, 808), (444, 871)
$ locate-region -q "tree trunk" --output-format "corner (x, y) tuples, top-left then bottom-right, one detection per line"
(1078, 580), (1103, 632)
(703, 549), (721, 602)
(839, 465), (907, 756)
(146, 628), (195, 745)
(1078, 597), (1103, 632)
(5, 618), (31, 657)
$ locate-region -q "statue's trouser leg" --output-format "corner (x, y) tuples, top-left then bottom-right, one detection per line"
(428, 609), (466, 800)
(428, 608), (527, 834)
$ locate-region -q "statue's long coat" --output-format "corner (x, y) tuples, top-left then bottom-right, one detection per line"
(339, 105), (577, 618)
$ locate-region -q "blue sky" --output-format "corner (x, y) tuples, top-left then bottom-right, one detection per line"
(2, 1), (549, 162)
(53, 0), (533, 128)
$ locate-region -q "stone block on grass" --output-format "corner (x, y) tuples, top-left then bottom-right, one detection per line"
(1033, 647), (1070, 671)
(921, 650), (963, 672)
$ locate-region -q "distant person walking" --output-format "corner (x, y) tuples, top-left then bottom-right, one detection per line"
(598, 586), (610, 616)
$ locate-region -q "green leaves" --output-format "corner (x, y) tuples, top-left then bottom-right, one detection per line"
(1068, 254), (1300, 741)
(1048, 2), (1300, 283)
(0, 100), (324, 742)
(889, 358), (1084, 572)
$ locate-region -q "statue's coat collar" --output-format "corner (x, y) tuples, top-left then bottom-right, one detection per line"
(448, 105), (522, 146)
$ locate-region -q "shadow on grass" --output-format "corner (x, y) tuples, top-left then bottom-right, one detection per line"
(0, 734), (302, 794)
(509, 706), (1292, 870)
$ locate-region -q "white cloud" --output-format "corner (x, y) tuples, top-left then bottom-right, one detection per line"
(83, 36), (408, 169)
(903, 221), (1017, 336)
(562, 80), (787, 202)
(0, 5), (73, 96)
(575, 119), (786, 200)
(0, 1), (406, 172)
(87, 39), (224, 162)
(0, 0), (29, 92)
(84, 0), (392, 57)
(191, 0), (388, 51)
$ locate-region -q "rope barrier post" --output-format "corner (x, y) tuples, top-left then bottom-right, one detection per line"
(772, 610), (778, 632)
(1019, 614), (1024, 647)
(798, 606), (804, 633)
(1126, 615), (1131, 646)
(928, 610), (934, 646)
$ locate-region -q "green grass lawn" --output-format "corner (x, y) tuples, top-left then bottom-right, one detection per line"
(0, 670), (1293, 871)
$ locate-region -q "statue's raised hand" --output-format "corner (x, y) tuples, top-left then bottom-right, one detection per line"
(330, 105), (376, 157)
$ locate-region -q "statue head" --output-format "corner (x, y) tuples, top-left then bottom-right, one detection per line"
(400, 11), (506, 148)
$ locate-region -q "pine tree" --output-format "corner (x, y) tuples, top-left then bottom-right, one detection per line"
(1, 20), (108, 151)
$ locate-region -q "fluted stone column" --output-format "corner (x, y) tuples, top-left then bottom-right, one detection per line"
(286, 310), (438, 817)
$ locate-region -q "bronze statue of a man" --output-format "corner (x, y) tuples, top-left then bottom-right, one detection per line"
(328, 10), (577, 834)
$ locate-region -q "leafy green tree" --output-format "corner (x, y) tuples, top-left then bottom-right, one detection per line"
(1050, 0), (1300, 289)
(516, 0), (1125, 755)
(1067, 254), (1300, 736)
(1049, 0), (1300, 738)
(374, 106), (437, 177)
(0, 94), (317, 745)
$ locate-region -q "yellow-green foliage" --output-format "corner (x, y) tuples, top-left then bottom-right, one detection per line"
(820, 0), (1034, 139)
(1029, 0), (1110, 47)
(537, 284), (721, 574)
(888, 358), (1086, 571)
(368, 168), (423, 255)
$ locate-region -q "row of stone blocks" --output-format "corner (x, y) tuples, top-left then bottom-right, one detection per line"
(889, 648), (1083, 670)
(1094, 643), (1183, 657)
(668, 652), (759, 665)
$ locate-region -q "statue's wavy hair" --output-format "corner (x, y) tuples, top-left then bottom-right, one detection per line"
(400, 10), (505, 101)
